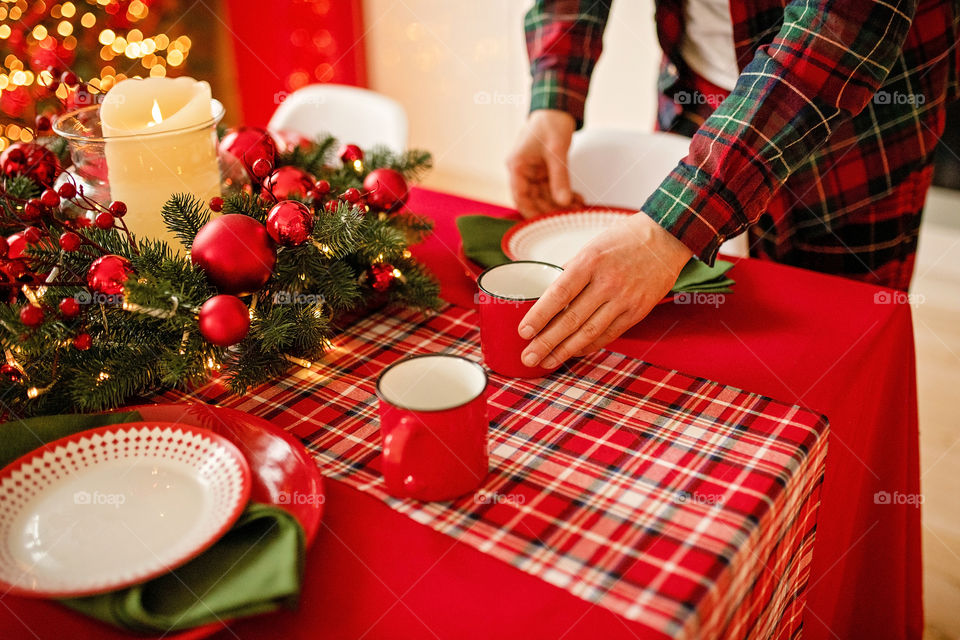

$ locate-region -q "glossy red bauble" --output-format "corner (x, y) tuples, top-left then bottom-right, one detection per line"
(363, 168), (409, 212)
(0, 142), (61, 188)
(219, 127), (278, 178)
(369, 262), (396, 292)
(263, 166), (316, 200)
(198, 294), (251, 347)
(0, 363), (22, 382)
(339, 144), (363, 166)
(191, 214), (277, 295)
(266, 201), (314, 247)
(59, 297), (81, 318)
(20, 304), (45, 328)
(209, 196), (223, 212)
(87, 254), (134, 295)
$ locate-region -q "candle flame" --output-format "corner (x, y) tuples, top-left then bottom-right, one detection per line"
(148, 100), (163, 126)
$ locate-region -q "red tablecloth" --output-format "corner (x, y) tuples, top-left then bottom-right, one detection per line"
(0, 188), (921, 640)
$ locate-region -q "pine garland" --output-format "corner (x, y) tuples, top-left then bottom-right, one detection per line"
(0, 135), (440, 417)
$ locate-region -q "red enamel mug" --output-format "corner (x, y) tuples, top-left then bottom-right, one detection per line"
(477, 261), (564, 378)
(377, 354), (490, 501)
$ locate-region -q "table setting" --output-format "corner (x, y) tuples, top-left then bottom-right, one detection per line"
(0, 49), (922, 640)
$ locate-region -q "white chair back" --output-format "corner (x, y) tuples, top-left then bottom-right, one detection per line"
(568, 129), (748, 257)
(268, 84), (408, 153)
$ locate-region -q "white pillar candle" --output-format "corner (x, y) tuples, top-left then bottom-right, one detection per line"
(100, 77), (221, 247)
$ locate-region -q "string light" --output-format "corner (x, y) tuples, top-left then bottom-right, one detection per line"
(0, 2), (192, 150)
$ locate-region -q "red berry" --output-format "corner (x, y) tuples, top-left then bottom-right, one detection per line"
(58, 183), (77, 199)
(35, 115), (52, 133)
(324, 199), (339, 213)
(59, 297), (81, 318)
(251, 158), (272, 179)
(23, 227), (42, 243)
(314, 179), (331, 195)
(341, 188), (361, 203)
(94, 211), (115, 229)
(22, 199), (42, 221)
(20, 305), (44, 328)
(108, 200), (127, 217)
(59, 231), (82, 251)
(209, 196), (223, 212)
(40, 189), (59, 208)
(73, 332), (92, 351)
(61, 70), (78, 87)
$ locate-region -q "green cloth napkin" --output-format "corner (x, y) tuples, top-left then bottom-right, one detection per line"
(0, 412), (305, 634)
(456, 214), (735, 293)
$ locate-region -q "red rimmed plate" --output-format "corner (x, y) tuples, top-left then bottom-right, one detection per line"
(501, 208), (634, 266)
(0, 422), (252, 598)
(0, 403), (324, 640)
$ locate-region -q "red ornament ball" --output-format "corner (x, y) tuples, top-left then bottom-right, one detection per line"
(20, 304), (45, 328)
(73, 332), (92, 351)
(369, 263), (396, 292)
(339, 144), (364, 165)
(251, 158), (272, 179)
(209, 196), (223, 212)
(0, 142), (61, 188)
(199, 295), (251, 347)
(7, 233), (26, 259)
(263, 166), (316, 200)
(1, 363), (22, 383)
(219, 127), (278, 179)
(191, 214), (277, 295)
(363, 168), (409, 212)
(266, 201), (314, 246)
(59, 231), (82, 252)
(87, 254), (134, 295)
(59, 296), (81, 318)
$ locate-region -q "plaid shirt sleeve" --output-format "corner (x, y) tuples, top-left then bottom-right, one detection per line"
(524, 0), (612, 128)
(642, 0), (918, 264)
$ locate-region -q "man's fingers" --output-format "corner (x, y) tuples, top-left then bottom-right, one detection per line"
(520, 280), (601, 367)
(518, 266), (589, 343)
(539, 302), (623, 368)
(544, 149), (572, 207)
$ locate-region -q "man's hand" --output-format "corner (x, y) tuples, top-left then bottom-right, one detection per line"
(507, 109), (582, 218)
(518, 213), (694, 368)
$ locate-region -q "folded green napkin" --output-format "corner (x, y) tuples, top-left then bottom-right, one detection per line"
(1, 412), (305, 634)
(456, 214), (735, 293)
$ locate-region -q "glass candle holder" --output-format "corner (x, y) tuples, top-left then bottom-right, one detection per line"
(52, 99), (225, 246)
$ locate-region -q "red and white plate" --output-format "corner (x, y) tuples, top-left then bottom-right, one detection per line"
(0, 422), (252, 598)
(502, 208), (632, 266)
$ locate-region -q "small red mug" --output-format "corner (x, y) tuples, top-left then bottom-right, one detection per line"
(377, 354), (489, 501)
(477, 261), (563, 378)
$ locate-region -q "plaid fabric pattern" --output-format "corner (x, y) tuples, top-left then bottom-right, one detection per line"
(168, 304), (829, 639)
(525, 0), (960, 290)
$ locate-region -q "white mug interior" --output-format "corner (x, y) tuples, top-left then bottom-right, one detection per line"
(478, 261), (562, 300)
(378, 355), (487, 411)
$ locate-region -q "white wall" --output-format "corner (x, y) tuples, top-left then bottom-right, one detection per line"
(363, 0), (661, 205)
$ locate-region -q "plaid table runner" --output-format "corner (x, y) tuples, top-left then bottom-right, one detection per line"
(172, 304), (828, 639)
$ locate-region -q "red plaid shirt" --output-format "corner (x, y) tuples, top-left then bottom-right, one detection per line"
(525, 0), (960, 290)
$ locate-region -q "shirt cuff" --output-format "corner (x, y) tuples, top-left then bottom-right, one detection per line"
(639, 163), (749, 265)
(529, 68), (589, 129)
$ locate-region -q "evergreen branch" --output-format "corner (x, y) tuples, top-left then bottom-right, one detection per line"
(160, 193), (210, 250)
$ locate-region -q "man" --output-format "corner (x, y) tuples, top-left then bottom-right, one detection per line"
(508, 0), (959, 371)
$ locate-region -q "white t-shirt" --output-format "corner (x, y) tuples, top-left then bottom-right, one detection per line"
(679, 0), (740, 91)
